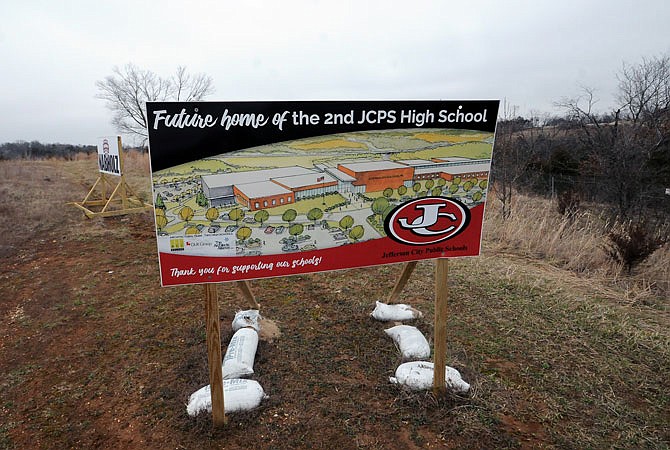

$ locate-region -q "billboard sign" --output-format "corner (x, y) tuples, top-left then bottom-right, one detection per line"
(147, 100), (499, 286)
(97, 136), (121, 176)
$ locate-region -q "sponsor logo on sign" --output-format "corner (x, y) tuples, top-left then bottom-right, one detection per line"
(185, 240), (212, 248)
(170, 237), (185, 251)
(384, 196), (470, 245)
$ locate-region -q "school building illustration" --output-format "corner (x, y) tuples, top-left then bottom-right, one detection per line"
(200, 158), (490, 211)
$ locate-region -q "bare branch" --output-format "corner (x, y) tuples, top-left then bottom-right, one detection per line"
(96, 64), (215, 142)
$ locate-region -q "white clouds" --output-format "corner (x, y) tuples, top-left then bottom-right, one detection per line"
(0, 0), (669, 144)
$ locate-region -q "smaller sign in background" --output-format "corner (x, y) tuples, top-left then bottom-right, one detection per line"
(97, 136), (121, 176)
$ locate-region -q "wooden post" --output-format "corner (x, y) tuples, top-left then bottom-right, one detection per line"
(236, 280), (261, 310)
(386, 261), (418, 304)
(433, 258), (449, 397)
(204, 284), (226, 426)
(116, 136), (129, 209)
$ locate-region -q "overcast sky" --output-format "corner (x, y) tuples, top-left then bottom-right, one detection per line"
(1, 0), (668, 145)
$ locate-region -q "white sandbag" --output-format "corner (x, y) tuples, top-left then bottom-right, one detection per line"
(232, 309), (261, 331)
(384, 325), (430, 360)
(222, 327), (258, 379)
(186, 379), (268, 416)
(389, 361), (470, 393)
(370, 301), (423, 321)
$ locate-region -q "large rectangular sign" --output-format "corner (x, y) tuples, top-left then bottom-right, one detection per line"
(97, 136), (122, 176)
(147, 100), (499, 286)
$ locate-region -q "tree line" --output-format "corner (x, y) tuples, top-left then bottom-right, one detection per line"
(0, 141), (97, 160)
(492, 54), (670, 221)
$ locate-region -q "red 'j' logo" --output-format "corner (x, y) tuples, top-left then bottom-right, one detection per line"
(384, 197), (471, 245)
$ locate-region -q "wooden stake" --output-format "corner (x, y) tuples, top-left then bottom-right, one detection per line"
(204, 284), (226, 426)
(236, 280), (261, 310)
(433, 258), (449, 397)
(386, 261), (418, 304)
(116, 137), (129, 210)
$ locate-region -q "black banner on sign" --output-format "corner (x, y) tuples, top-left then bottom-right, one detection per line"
(146, 100), (498, 172)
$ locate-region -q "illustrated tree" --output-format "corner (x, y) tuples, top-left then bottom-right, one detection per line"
(383, 187), (393, 199)
(282, 208), (297, 225)
(425, 179), (435, 190)
(229, 207), (245, 225)
(96, 64), (214, 143)
(205, 207), (219, 223)
(155, 193), (165, 210)
(397, 185), (407, 196)
(472, 191), (483, 202)
(179, 206), (194, 223)
(436, 178), (446, 187)
(307, 207), (323, 224)
(371, 197), (390, 221)
(382, 205), (394, 221)
(339, 215), (354, 231)
(185, 226), (200, 235)
(254, 210), (269, 225)
(479, 179), (488, 190)
(236, 226), (252, 243)
(349, 225), (364, 242)
(448, 184), (460, 195)
(155, 214), (168, 231)
(196, 191), (209, 207)
(412, 182), (422, 196)
(452, 177), (461, 186)
(289, 223), (304, 237)
(431, 187), (442, 196)
(463, 181), (474, 192)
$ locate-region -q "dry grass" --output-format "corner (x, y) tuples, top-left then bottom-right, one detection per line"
(483, 193), (670, 305)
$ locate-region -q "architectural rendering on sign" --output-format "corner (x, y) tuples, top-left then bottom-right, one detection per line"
(146, 100), (498, 285)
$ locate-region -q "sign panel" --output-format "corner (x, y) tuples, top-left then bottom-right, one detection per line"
(147, 100), (499, 286)
(97, 136), (121, 175)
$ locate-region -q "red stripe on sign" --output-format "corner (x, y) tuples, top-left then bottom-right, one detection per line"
(158, 204), (484, 286)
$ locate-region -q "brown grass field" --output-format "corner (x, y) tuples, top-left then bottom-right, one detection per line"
(0, 154), (668, 449)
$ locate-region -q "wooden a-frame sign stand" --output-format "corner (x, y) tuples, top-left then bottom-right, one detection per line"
(202, 261), (448, 427)
(71, 136), (153, 218)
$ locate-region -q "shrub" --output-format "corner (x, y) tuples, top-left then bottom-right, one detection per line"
(557, 189), (580, 220)
(605, 220), (667, 273)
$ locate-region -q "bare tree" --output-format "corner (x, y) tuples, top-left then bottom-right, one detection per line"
(96, 64), (214, 143)
(491, 100), (549, 218)
(557, 55), (670, 218)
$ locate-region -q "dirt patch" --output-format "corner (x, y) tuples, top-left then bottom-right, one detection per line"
(258, 318), (281, 342)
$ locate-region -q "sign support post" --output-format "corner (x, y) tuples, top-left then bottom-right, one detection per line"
(204, 284), (226, 426)
(433, 258), (449, 397)
(386, 261), (418, 304)
(236, 281), (261, 310)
